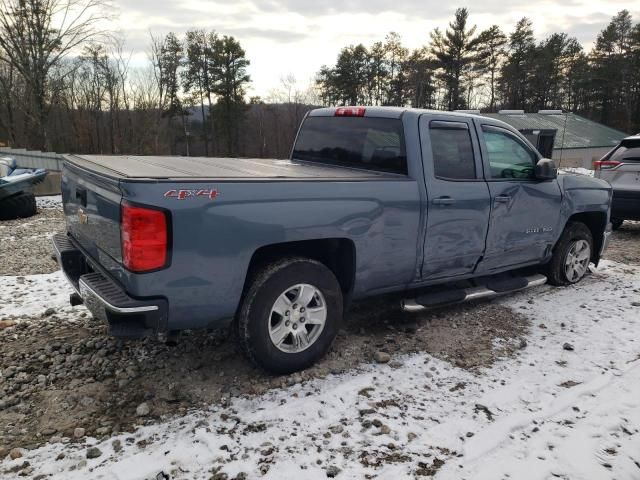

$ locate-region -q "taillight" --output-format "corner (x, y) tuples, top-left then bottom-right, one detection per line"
(121, 201), (168, 272)
(335, 107), (366, 117)
(594, 160), (621, 170)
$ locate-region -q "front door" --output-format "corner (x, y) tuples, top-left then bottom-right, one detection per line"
(476, 123), (562, 271)
(419, 114), (491, 279)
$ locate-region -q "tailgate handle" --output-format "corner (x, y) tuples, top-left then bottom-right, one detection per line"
(495, 195), (511, 203)
(75, 188), (87, 207)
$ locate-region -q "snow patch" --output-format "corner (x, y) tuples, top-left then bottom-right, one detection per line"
(0, 271), (75, 317)
(36, 195), (62, 209)
(2, 261), (639, 479)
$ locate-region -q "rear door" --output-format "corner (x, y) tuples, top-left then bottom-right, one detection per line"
(419, 114), (491, 279)
(475, 123), (562, 271)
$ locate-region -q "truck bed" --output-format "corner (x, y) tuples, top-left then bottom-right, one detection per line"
(64, 155), (397, 181)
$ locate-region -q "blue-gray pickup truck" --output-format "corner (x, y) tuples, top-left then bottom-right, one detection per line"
(53, 107), (613, 373)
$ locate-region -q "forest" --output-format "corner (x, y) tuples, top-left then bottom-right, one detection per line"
(0, 1), (638, 160)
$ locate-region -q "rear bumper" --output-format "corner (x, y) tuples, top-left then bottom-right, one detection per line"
(52, 233), (168, 338)
(611, 189), (640, 220)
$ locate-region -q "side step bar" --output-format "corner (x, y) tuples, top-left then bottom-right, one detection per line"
(401, 274), (547, 312)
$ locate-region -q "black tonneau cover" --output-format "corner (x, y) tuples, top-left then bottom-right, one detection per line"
(64, 155), (397, 181)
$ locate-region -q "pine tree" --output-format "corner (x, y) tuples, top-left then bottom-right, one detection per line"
(210, 35), (250, 156)
(476, 26), (507, 111)
(499, 18), (536, 110)
(430, 8), (481, 110)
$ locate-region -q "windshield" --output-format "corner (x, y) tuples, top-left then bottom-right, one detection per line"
(292, 116), (407, 174)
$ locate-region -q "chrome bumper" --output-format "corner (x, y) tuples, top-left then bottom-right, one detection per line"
(79, 276), (159, 323)
(52, 233), (167, 337)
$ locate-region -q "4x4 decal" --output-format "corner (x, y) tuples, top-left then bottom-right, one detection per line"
(164, 189), (219, 200)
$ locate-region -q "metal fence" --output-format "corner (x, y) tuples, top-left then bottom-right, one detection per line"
(0, 147), (64, 171)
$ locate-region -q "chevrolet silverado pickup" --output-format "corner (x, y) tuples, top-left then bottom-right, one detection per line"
(53, 107), (613, 373)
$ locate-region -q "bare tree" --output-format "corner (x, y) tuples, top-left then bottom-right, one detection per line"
(0, 0), (110, 149)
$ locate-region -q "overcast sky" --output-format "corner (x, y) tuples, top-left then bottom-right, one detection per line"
(110, 1), (640, 98)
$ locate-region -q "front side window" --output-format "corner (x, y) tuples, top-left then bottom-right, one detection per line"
(292, 117), (407, 174)
(482, 126), (538, 180)
(429, 121), (476, 180)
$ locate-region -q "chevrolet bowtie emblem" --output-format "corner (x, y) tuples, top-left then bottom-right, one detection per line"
(78, 208), (89, 225)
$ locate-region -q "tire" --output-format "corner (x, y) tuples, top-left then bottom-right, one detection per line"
(546, 222), (594, 286)
(611, 218), (624, 230)
(0, 192), (37, 221)
(237, 257), (343, 374)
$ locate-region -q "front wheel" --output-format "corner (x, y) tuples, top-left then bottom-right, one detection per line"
(237, 257), (343, 374)
(546, 222), (594, 286)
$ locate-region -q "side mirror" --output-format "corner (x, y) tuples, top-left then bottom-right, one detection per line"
(535, 158), (557, 180)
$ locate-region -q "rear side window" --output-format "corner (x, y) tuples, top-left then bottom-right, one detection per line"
(292, 117), (407, 174)
(429, 121), (476, 180)
(609, 138), (640, 162)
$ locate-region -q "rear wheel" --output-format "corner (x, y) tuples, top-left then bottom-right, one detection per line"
(546, 222), (593, 286)
(237, 257), (343, 374)
(0, 192), (37, 220)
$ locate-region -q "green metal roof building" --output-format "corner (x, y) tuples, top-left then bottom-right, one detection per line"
(482, 110), (629, 168)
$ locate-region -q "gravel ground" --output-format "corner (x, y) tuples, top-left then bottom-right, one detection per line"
(0, 201), (530, 455)
(0, 199), (63, 276)
(0, 202), (638, 460)
(603, 220), (640, 265)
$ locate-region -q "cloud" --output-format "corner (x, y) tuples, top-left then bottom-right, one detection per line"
(107, 0), (640, 96)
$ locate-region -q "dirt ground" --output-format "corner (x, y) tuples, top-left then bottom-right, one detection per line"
(0, 205), (638, 456)
(603, 220), (640, 265)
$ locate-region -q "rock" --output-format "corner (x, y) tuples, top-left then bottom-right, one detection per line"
(136, 402), (151, 417)
(10, 448), (23, 459)
(631, 302), (640, 307)
(563, 342), (575, 351)
(407, 432), (417, 442)
(373, 351), (391, 364)
(74, 427), (86, 439)
(0, 320), (17, 329)
(86, 447), (102, 459)
(518, 339), (528, 349)
(112, 439), (122, 452)
(326, 465), (341, 478)
(43, 308), (56, 317)
(329, 425), (344, 434)
(379, 424), (391, 435)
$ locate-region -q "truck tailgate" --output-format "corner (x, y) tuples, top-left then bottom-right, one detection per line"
(61, 162), (123, 264)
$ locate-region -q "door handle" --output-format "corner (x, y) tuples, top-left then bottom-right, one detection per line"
(432, 197), (456, 206)
(495, 195), (511, 203)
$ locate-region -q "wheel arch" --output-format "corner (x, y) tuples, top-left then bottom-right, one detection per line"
(562, 211), (607, 264)
(242, 238), (356, 305)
